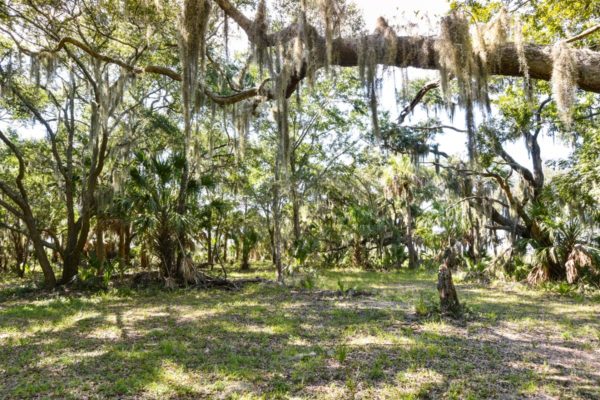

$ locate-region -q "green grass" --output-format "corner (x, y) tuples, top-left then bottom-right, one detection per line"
(1, 268), (599, 399)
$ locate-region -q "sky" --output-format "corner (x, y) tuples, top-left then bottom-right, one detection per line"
(354, 0), (449, 25)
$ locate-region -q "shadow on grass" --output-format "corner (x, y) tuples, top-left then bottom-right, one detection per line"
(1, 275), (599, 399)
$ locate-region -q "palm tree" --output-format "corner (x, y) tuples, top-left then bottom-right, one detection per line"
(129, 151), (200, 283)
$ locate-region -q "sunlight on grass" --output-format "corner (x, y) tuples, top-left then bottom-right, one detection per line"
(1, 269), (599, 399)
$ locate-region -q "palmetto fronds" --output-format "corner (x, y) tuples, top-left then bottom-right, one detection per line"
(528, 218), (599, 284)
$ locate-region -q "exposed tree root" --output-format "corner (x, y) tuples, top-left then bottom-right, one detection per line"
(131, 270), (272, 290)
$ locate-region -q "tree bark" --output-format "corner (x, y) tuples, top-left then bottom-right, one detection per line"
(290, 148), (302, 245)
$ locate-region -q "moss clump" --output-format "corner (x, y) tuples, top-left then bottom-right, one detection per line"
(551, 41), (578, 126)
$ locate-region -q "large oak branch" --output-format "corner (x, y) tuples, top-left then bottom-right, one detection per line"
(214, 0), (600, 94)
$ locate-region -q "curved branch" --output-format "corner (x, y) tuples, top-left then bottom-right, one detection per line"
(44, 37), (266, 106)
(496, 146), (536, 185)
(398, 81), (440, 124)
(566, 24), (600, 43)
(409, 125), (467, 133)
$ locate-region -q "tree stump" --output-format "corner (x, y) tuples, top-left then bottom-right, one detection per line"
(437, 260), (461, 315)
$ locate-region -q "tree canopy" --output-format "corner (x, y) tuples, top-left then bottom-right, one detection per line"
(0, 0), (598, 291)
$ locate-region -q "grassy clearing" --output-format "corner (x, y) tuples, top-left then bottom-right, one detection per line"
(1, 269), (599, 399)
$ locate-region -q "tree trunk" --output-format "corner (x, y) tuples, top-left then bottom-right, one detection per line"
(352, 237), (368, 269)
(466, 209), (481, 261)
(207, 228), (213, 265)
(62, 250), (82, 284)
(124, 225), (132, 266)
(223, 233), (228, 263)
(31, 236), (56, 288)
(212, 224), (221, 264)
(157, 226), (176, 279)
(0, 250), (6, 273)
(272, 152), (284, 283)
(11, 231), (27, 278)
(234, 238), (240, 264)
(22, 214), (56, 288)
(118, 223), (126, 271)
(95, 219), (105, 276)
(405, 201), (418, 269)
(60, 192), (93, 285)
(291, 176), (301, 245)
(20, 239), (29, 278)
(268, 225), (275, 264)
(240, 241), (251, 271)
(140, 242), (149, 270)
(272, 192), (284, 283)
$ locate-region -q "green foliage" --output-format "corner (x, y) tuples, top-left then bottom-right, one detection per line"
(414, 294), (439, 317)
(462, 256), (492, 283)
(298, 269), (320, 290)
(334, 344), (349, 364)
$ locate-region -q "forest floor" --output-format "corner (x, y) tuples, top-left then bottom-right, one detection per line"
(0, 268), (599, 399)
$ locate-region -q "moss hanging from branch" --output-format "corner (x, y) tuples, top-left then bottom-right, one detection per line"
(551, 41), (578, 126)
(356, 32), (379, 139)
(179, 0), (211, 128)
(513, 20), (529, 84)
(480, 9), (530, 97)
(274, 42), (292, 175)
(28, 52), (57, 86)
(433, 9), (536, 160)
(318, 0), (335, 68)
(357, 35), (368, 87)
(436, 12), (488, 160)
(232, 100), (254, 157)
(483, 7), (509, 67)
(375, 17), (398, 66)
(224, 11), (229, 60)
(292, 33), (307, 77)
(297, 0), (319, 87)
(356, 17), (399, 141)
(436, 12), (477, 103)
(253, 0), (268, 74)
(369, 80), (380, 140)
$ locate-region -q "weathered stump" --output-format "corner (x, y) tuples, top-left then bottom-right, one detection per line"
(437, 260), (461, 315)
